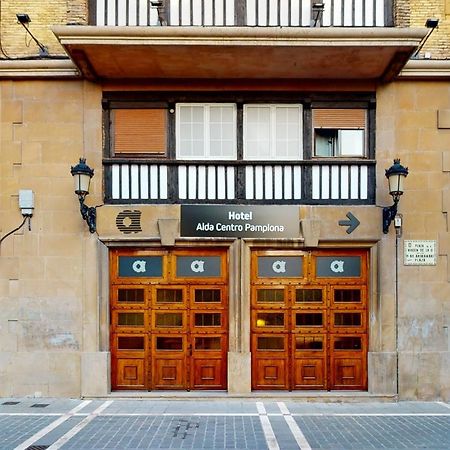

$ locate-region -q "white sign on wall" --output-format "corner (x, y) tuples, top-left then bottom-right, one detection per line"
(404, 240), (437, 266)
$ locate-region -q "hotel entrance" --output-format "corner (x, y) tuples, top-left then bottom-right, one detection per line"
(110, 248), (228, 390)
(251, 249), (368, 390)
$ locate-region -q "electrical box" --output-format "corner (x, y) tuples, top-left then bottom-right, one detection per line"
(19, 190), (34, 216)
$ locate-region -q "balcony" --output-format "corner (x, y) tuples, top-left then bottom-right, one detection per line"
(103, 159), (375, 204)
(90, 0), (393, 27)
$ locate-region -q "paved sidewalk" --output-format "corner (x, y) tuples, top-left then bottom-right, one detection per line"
(0, 397), (449, 449)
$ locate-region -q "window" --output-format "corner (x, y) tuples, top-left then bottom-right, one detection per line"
(112, 108), (167, 155)
(176, 104), (236, 159)
(313, 109), (366, 157)
(244, 105), (303, 160)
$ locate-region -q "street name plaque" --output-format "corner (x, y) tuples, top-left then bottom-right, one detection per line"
(404, 240), (436, 266)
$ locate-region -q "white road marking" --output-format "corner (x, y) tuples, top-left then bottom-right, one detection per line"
(437, 401), (450, 409)
(278, 402), (311, 450)
(257, 402), (280, 450)
(14, 400), (92, 450)
(46, 400), (113, 450)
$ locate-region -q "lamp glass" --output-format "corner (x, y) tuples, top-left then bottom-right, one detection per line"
(387, 172), (405, 196)
(73, 172), (91, 195)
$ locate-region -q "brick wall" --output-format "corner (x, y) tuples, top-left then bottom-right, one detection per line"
(0, 1), (87, 58)
(396, 0), (450, 59)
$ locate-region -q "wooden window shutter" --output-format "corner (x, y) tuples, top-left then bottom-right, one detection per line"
(313, 109), (366, 129)
(113, 109), (167, 154)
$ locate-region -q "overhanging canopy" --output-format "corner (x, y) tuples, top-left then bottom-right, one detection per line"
(53, 26), (427, 83)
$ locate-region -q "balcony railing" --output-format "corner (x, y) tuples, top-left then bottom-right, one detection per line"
(91, 0), (393, 27)
(103, 159), (375, 204)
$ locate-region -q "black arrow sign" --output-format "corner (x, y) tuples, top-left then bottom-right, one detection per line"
(339, 212), (360, 234)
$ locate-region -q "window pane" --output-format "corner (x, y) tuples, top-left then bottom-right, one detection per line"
(245, 106), (271, 159)
(155, 313), (183, 327)
(113, 109), (166, 154)
(334, 313), (361, 326)
(156, 336), (183, 350)
(118, 313), (144, 326)
(118, 336), (145, 350)
(256, 289), (284, 303)
(315, 129), (337, 157)
(156, 289), (183, 303)
(334, 337), (362, 350)
(257, 336), (284, 350)
(194, 313), (221, 327)
(339, 130), (364, 156)
(296, 289), (322, 303)
(295, 336), (323, 351)
(256, 313), (284, 327)
(334, 289), (361, 303)
(118, 289), (144, 303)
(194, 289), (221, 303)
(274, 106), (301, 159)
(296, 313), (323, 327)
(195, 337), (221, 350)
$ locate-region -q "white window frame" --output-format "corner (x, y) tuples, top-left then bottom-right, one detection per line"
(176, 103), (237, 160)
(243, 104), (303, 161)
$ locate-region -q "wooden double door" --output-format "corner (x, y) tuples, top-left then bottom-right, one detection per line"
(110, 249), (228, 390)
(251, 249), (368, 391)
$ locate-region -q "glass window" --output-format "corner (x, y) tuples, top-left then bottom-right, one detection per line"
(334, 289), (361, 303)
(296, 313), (323, 327)
(257, 336), (284, 350)
(194, 289), (221, 303)
(117, 336), (145, 350)
(334, 337), (362, 350)
(118, 289), (144, 303)
(112, 109), (167, 155)
(156, 336), (183, 350)
(313, 109), (366, 157)
(117, 312), (144, 326)
(155, 313), (183, 327)
(334, 313), (362, 327)
(296, 289), (322, 303)
(176, 104), (236, 160)
(256, 313), (284, 327)
(195, 337), (221, 350)
(295, 336), (323, 351)
(256, 289), (284, 303)
(156, 289), (183, 303)
(244, 105), (303, 160)
(194, 313), (221, 327)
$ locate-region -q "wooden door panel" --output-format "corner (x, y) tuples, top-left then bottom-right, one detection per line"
(293, 358), (326, 389)
(192, 358), (225, 389)
(331, 357), (365, 389)
(253, 358), (287, 389)
(153, 357), (186, 389)
(115, 358), (146, 389)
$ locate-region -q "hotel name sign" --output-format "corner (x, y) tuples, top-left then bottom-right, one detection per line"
(181, 205), (299, 238)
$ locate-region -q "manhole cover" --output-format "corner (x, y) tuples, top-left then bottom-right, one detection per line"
(30, 404), (49, 408)
(2, 401), (20, 405)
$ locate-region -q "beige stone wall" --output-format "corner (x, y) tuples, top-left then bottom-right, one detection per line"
(0, 78), (102, 396)
(0, 1), (87, 58)
(377, 80), (450, 400)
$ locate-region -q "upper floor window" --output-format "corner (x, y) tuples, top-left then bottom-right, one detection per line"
(244, 105), (303, 160)
(112, 108), (167, 156)
(313, 109), (367, 158)
(176, 104), (237, 160)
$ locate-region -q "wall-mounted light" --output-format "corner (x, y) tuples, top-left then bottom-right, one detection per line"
(149, 0), (166, 26)
(311, 3), (325, 27)
(16, 13), (49, 57)
(382, 159), (408, 234)
(70, 158), (96, 233)
(412, 18), (439, 58)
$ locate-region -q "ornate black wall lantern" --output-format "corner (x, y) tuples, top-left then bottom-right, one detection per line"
(70, 158), (96, 233)
(382, 159), (408, 234)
